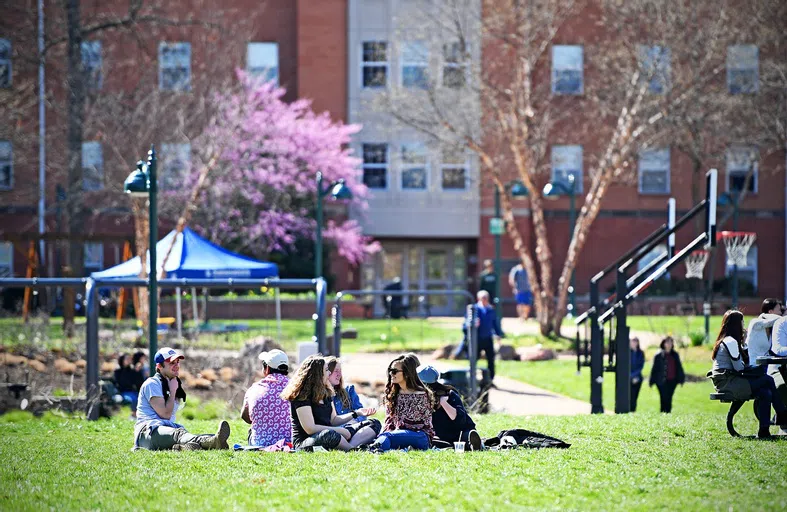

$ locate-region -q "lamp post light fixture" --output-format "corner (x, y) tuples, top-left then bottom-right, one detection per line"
(717, 190), (741, 308)
(543, 174), (577, 317)
(315, 171), (353, 279)
(124, 145), (158, 377)
(492, 180), (529, 303)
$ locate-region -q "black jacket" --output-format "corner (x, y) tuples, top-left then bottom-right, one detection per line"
(432, 390), (476, 443)
(114, 367), (144, 393)
(649, 350), (685, 387)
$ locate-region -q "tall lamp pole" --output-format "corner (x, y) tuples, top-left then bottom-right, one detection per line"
(492, 181), (528, 303)
(315, 172), (353, 278)
(124, 146), (158, 376)
(543, 174), (577, 316)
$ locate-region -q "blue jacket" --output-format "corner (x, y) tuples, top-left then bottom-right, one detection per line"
(475, 302), (504, 340)
(332, 384), (366, 421)
(631, 349), (645, 380)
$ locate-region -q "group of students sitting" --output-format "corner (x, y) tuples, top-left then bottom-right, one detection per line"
(710, 298), (787, 439)
(132, 347), (482, 452)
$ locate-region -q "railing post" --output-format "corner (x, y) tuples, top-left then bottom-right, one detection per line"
(314, 277), (327, 353)
(589, 280), (603, 414)
(466, 303), (478, 401)
(331, 302), (342, 357)
(85, 278), (100, 421)
(614, 268), (631, 413)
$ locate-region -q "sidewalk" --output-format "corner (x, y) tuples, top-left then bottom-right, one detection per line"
(340, 351), (591, 417)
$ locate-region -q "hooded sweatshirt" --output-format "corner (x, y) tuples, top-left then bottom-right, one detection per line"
(746, 313), (782, 366)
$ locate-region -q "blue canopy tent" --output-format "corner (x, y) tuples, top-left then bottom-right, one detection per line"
(92, 227), (280, 338)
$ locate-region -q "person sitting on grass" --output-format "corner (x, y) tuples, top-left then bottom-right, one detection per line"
(417, 364), (482, 451)
(134, 347), (230, 451)
(368, 354), (435, 452)
(241, 349), (292, 447)
(648, 336), (685, 413)
(710, 310), (787, 439)
(281, 355), (379, 451)
(326, 356), (381, 432)
(115, 353), (144, 418)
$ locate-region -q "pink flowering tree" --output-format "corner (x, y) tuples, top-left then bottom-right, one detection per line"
(180, 72), (378, 266)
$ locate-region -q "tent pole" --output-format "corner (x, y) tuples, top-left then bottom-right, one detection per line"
(275, 287), (282, 341)
(176, 286), (182, 342)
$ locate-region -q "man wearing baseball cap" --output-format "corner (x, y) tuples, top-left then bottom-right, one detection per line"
(133, 347), (231, 451)
(241, 349), (292, 447)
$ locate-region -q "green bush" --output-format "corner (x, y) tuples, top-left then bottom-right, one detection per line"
(688, 331), (706, 347)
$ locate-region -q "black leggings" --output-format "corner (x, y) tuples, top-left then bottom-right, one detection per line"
(745, 374), (786, 435)
(657, 381), (678, 413)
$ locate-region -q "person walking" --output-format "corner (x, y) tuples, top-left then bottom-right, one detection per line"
(474, 290), (504, 381)
(629, 337), (645, 412)
(508, 263), (532, 321)
(478, 259), (498, 306)
(649, 336), (685, 413)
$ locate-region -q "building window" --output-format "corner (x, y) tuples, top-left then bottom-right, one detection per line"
(401, 41), (429, 89)
(0, 242), (12, 277)
(639, 45), (670, 94)
(82, 141), (104, 191)
(159, 42), (191, 91)
(726, 147), (758, 193)
(0, 140), (12, 190)
(442, 42), (467, 88)
(81, 40), (102, 90)
(362, 143), (388, 189)
(247, 42), (279, 85)
(552, 45), (583, 95)
(0, 39), (11, 87)
(160, 143), (191, 191)
(727, 45), (759, 94)
(362, 41), (388, 88)
(551, 145), (583, 193)
(638, 148), (670, 195)
(441, 147), (467, 190)
(401, 143), (428, 190)
(84, 242), (103, 274)
(726, 245), (757, 291)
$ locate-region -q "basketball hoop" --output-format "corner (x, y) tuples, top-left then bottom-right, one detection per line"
(684, 250), (709, 279)
(717, 231), (756, 267)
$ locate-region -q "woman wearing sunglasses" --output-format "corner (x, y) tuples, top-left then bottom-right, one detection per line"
(368, 353), (434, 452)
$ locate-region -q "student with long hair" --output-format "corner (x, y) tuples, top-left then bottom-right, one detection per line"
(115, 353), (144, 418)
(649, 336), (685, 413)
(326, 357), (381, 431)
(710, 310), (787, 438)
(281, 355), (379, 451)
(629, 338), (645, 412)
(368, 354), (435, 452)
(417, 365), (482, 450)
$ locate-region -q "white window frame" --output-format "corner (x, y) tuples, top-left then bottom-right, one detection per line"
(551, 145), (583, 193)
(159, 42), (191, 91)
(81, 40), (103, 90)
(82, 141), (104, 191)
(440, 147), (468, 191)
(84, 242), (104, 272)
(247, 42), (279, 85)
(401, 41), (429, 89)
(361, 143), (389, 190)
(0, 38), (11, 88)
(0, 140), (13, 190)
(400, 142), (429, 191)
(361, 41), (389, 89)
(638, 45), (670, 94)
(0, 241), (13, 278)
(552, 45), (583, 95)
(726, 146), (758, 194)
(727, 44), (759, 94)
(638, 148), (671, 195)
(441, 41), (468, 89)
(725, 244), (757, 292)
(160, 142), (191, 191)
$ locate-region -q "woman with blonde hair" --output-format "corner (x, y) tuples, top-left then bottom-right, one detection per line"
(281, 355), (378, 451)
(326, 356), (382, 433)
(368, 353), (435, 452)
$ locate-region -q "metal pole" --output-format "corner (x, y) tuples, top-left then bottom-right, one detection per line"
(175, 286), (182, 342)
(568, 185), (576, 317)
(614, 268), (631, 413)
(466, 303), (478, 401)
(85, 278), (99, 420)
(314, 277), (327, 353)
(589, 280), (603, 413)
(148, 146), (158, 376)
(731, 199), (739, 308)
(38, 0), (46, 267)
(494, 187), (501, 303)
(332, 303), (342, 357)
(315, 172), (323, 279)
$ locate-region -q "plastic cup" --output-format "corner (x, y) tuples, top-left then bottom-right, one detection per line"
(454, 442), (465, 453)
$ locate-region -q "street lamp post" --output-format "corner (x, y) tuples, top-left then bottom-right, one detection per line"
(315, 172), (353, 278)
(718, 191), (741, 308)
(492, 181), (529, 303)
(543, 174), (577, 317)
(124, 145), (158, 376)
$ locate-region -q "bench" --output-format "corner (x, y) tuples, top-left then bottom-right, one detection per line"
(709, 392), (759, 437)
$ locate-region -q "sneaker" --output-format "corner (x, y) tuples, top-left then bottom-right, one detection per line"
(172, 442), (201, 451)
(198, 420), (231, 450)
(467, 430), (483, 452)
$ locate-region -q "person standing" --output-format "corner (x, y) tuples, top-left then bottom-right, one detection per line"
(241, 349), (292, 447)
(649, 336), (685, 413)
(475, 290), (504, 381)
(629, 338), (645, 412)
(478, 259), (498, 305)
(508, 263), (532, 321)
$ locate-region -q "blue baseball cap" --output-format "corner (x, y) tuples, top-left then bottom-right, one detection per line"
(417, 364), (440, 384)
(154, 347), (184, 365)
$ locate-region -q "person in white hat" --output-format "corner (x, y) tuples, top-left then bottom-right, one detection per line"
(133, 347), (230, 451)
(241, 349), (293, 447)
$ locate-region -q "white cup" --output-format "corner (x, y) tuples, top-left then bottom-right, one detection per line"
(454, 442), (465, 453)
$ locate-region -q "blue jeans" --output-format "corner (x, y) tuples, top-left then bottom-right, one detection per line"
(371, 430), (430, 451)
(121, 391), (139, 412)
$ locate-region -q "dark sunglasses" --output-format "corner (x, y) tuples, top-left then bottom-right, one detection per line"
(388, 368), (402, 375)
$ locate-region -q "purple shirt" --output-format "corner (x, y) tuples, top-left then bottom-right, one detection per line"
(243, 373), (291, 447)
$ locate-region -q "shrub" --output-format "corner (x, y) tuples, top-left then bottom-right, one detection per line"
(688, 331), (706, 347)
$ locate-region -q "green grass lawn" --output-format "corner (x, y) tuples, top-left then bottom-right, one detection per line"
(1, 410), (785, 511)
(625, 315), (724, 339)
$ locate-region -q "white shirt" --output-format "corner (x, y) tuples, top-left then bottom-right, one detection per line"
(772, 316), (787, 357)
(746, 313), (782, 366)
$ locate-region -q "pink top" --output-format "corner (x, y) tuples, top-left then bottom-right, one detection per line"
(243, 373), (291, 447)
(383, 391), (435, 442)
